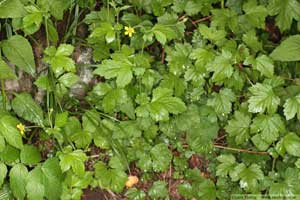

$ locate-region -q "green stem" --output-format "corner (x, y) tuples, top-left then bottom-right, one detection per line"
(272, 158), (277, 172)
(72, 4), (79, 44)
(214, 144), (269, 155)
(141, 41), (145, 54)
(116, 12), (121, 51)
(1, 80), (6, 110)
(99, 112), (121, 122)
(63, 9), (85, 43)
(44, 18), (50, 47)
(221, 0), (225, 9)
(107, 0), (110, 19)
(65, 0), (75, 39)
(5, 19), (12, 38)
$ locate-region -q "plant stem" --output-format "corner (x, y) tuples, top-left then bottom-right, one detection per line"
(221, 0), (224, 9)
(107, 0), (110, 19)
(99, 112), (121, 122)
(213, 144), (269, 155)
(44, 18), (50, 47)
(272, 157), (277, 172)
(72, 4), (79, 44)
(1, 80), (6, 110)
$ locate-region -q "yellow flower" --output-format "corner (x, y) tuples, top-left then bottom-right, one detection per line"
(124, 26), (135, 37)
(16, 123), (25, 136)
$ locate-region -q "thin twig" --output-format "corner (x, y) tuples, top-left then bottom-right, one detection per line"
(213, 144), (269, 155)
(215, 135), (226, 142)
(89, 154), (100, 159)
(178, 15), (186, 20)
(168, 164), (172, 194)
(192, 16), (212, 24)
(1, 80), (6, 110)
(161, 47), (165, 64)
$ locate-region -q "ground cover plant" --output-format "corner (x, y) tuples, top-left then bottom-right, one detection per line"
(0, 0), (300, 199)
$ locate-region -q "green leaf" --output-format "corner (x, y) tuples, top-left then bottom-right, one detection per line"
(94, 161), (111, 189)
(12, 93), (44, 126)
(245, 55), (274, 78)
(152, 24), (177, 43)
(56, 44), (74, 56)
(152, 23), (176, 40)
(46, 20), (59, 43)
(109, 168), (128, 192)
(20, 145), (42, 165)
(207, 88), (235, 115)
(153, 30), (167, 45)
(26, 167), (45, 200)
(234, 163), (264, 192)
(251, 114), (285, 145)
(243, 0), (267, 28)
(148, 181), (168, 200)
(137, 153), (152, 172)
(2, 35), (36, 76)
(198, 24), (226, 42)
(125, 188), (146, 200)
(34, 75), (51, 90)
(150, 143), (172, 172)
(283, 132), (300, 157)
(225, 111), (251, 144)
(41, 158), (63, 200)
(207, 50), (233, 82)
(269, 168), (300, 196)
(70, 131), (92, 149)
(270, 35), (300, 61)
(0, 0), (26, 18)
(197, 179), (216, 200)
(44, 44), (75, 74)
(255, 55), (274, 78)
(251, 134), (269, 151)
(157, 14), (185, 39)
(55, 112), (69, 128)
(0, 58), (17, 80)
(90, 22), (116, 43)
(47, 0), (70, 20)
(113, 121), (141, 139)
(94, 161), (127, 192)
(22, 6), (43, 35)
(242, 30), (262, 52)
(216, 154), (236, 177)
(136, 88), (186, 121)
(284, 94), (300, 120)
(185, 106), (219, 153)
(102, 88), (135, 118)
(58, 149), (88, 176)
(51, 56), (75, 73)
(109, 156), (127, 171)
(0, 115), (23, 149)
(9, 163), (28, 200)
(172, 0), (202, 16)
(0, 135), (5, 152)
(160, 73), (186, 96)
(58, 73), (80, 88)
(64, 117), (82, 138)
(0, 162), (7, 187)
(0, 145), (20, 164)
(268, 0), (300, 32)
(248, 83), (280, 114)
(165, 43), (192, 76)
(178, 183), (194, 199)
(94, 60), (133, 88)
